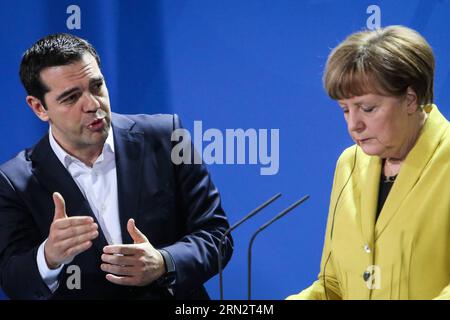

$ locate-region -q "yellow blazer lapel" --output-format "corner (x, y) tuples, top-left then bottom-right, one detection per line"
(375, 105), (448, 239)
(359, 154), (381, 247)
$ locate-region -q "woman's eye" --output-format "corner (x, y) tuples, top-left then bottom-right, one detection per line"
(362, 106), (375, 113)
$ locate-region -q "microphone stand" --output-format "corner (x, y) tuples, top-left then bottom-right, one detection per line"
(218, 192), (282, 300)
(247, 195), (310, 300)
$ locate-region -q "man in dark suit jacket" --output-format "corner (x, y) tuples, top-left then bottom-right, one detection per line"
(0, 33), (233, 299)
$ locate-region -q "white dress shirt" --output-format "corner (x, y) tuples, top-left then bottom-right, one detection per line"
(37, 125), (122, 292)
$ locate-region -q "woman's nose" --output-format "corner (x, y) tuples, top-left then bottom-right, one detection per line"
(346, 110), (365, 133)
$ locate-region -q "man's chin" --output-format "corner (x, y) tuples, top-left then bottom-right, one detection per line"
(85, 130), (109, 146)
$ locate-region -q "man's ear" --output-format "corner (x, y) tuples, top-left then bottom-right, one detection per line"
(405, 87), (419, 114)
(26, 96), (49, 122)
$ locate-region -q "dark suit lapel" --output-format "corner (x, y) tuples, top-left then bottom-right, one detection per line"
(112, 117), (145, 245)
(30, 135), (108, 253)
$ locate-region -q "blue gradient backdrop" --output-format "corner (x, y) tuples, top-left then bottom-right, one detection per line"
(1, 0), (449, 299)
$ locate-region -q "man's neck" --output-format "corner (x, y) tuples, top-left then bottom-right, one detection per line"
(57, 140), (103, 167)
(49, 127), (105, 168)
(68, 147), (103, 167)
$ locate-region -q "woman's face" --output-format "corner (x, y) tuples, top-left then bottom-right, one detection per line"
(337, 91), (419, 159)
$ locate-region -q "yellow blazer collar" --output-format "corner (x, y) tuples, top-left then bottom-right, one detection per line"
(359, 104), (449, 244)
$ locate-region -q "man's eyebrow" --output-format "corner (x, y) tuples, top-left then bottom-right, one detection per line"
(90, 76), (104, 84)
(56, 87), (80, 102)
(55, 77), (104, 102)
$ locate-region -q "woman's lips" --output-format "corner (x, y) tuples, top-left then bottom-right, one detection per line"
(359, 138), (373, 143)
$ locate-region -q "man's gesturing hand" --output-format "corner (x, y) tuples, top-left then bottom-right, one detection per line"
(101, 218), (166, 286)
(44, 192), (99, 269)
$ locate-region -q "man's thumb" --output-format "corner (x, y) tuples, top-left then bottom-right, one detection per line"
(53, 192), (67, 220)
(127, 219), (148, 244)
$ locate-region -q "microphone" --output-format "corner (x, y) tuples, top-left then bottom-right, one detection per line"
(247, 194), (310, 300)
(218, 192), (282, 300)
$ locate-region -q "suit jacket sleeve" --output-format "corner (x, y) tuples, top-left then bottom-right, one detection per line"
(160, 114), (233, 297)
(0, 169), (53, 299)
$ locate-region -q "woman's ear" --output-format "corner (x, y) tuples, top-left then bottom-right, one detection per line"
(405, 87), (419, 114)
(26, 96), (49, 122)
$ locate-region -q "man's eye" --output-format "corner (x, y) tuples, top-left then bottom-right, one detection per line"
(63, 94), (79, 104)
(92, 82), (103, 92)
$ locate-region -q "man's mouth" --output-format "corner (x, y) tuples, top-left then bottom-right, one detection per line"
(88, 118), (105, 131)
(87, 109), (108, 131)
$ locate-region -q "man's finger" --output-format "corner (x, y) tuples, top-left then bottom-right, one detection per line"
(101, 263), (137, 276)
(59, 230), (99, 253)
(101, 253), (136, 267)
(103, 245), (142, 255)
(127, 218), (148, 244)
(53, 216), (95, 229)
(64, 240), (94, 258)
(53, 192), (68, 220)
(56, 223), (98, 241)
(105, 274), (137, 286)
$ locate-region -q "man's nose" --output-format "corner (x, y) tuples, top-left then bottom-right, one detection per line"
(82, 93), (100, 112)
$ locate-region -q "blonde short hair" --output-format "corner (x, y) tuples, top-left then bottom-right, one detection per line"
(323, 25), (434, 106)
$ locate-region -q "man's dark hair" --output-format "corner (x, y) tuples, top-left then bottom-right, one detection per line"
(19, 33), (101, 108)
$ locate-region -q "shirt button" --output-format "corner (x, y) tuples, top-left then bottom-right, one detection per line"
(101, 204), (106, 212)
(364, 244), (371, 253)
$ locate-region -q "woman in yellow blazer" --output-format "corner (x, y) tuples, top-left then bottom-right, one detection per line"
(288, 26), (450, 300)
